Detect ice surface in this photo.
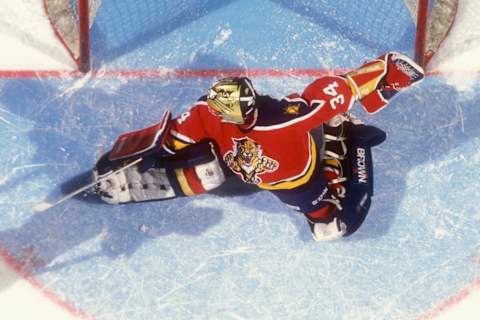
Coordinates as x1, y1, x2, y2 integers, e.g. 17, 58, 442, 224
0, 1, 479, 320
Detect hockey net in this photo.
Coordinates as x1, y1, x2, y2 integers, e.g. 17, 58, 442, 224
411, 0, 459, 67
43, 0, 101, 72
43, 0, 457, 73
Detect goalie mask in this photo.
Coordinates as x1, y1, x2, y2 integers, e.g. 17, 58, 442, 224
207, 77, 256, 124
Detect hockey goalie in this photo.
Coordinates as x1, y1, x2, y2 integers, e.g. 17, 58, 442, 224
93, 52, 424, 241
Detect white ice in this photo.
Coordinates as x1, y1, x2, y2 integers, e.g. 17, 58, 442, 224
0, 0, 479, 319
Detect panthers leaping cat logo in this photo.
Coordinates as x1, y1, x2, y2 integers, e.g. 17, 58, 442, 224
224, 137, 279, 184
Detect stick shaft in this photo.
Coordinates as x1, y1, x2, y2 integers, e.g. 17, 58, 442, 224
37, 158, 142, 211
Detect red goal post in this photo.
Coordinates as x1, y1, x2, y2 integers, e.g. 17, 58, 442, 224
414, 0, 459, 68
43, 0, 101, 73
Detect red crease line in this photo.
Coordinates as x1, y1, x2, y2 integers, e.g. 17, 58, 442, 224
417, 279, 480, 320
0, 68, 445, 79
0, 246, 95, 320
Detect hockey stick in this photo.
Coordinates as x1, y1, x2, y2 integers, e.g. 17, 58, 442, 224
32, 157, 143, 213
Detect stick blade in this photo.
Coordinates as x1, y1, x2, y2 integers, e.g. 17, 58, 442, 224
32, 202, 53, 213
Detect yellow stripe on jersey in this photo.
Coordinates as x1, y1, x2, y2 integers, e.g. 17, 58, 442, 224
170, 137, 191, 150
175, 168, 195, 196
258, 134, 317, 190
165, 129, 197, 152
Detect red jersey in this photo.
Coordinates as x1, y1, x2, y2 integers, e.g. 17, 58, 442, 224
166, 76, 355, 191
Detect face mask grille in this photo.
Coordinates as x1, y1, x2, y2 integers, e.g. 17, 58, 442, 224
207, 78, 255, 124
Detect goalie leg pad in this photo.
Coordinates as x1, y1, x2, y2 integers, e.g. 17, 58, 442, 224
94, 141, 226, 204
93, 167, 133, 205
93, 164, 176, 204
338, 123, 386, 235
127, 167, 176, 202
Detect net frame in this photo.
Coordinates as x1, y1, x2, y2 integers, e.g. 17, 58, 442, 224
43, 0, 458, 72
414, 0, 459, 67
43, 0, 100, 72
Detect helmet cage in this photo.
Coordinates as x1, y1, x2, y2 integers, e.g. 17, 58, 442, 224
207, 77, 256, 124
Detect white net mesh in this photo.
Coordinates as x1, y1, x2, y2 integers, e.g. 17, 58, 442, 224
404, 0, 459, 65
44, 0, 101, 61
43, 0, 457, 69
426, 0, 458, 60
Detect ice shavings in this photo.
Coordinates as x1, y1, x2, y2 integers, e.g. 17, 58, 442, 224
400, 139, 480, 239
213, 28, 232, 48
